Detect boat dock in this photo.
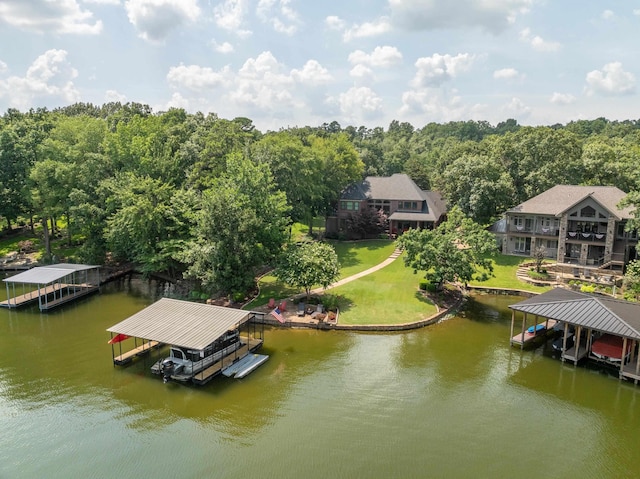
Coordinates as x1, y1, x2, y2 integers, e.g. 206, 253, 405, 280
107, 298, 268, 385
192, 338, 266, 384
509, 288, 640, 385
510, 318, 558, 348
2, 264, 100, 311
112, 340, 162, 366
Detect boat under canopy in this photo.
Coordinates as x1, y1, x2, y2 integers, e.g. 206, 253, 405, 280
107, 298, 267, 384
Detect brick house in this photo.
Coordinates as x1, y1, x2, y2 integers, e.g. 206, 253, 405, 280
326, 173, 447, 238
498, 185, 638, 274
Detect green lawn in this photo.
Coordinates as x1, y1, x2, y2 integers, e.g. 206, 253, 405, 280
246, 239, 396, 308
329, 254, 438, 325
469, 253, 552, 293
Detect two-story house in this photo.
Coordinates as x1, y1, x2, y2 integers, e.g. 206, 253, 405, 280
500, 185, 637, 273
326, 174, 447, 237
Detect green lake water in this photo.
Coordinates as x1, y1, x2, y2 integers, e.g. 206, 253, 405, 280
2, 277, 640, 479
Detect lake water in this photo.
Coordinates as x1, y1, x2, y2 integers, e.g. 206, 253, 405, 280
2, 277, 640, 479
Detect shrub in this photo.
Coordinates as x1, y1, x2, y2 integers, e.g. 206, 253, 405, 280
580, 284, 596, 293
232, 291, 245, 303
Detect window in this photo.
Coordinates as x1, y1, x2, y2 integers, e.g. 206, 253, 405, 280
340, 201, 359, 211
580, 206, 596, 218
368, 199, 391, 214
514, 237, 527, 252
400, 201, 418, 210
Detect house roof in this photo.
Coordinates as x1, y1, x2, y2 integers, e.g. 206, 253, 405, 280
341, 173, 426, 201
107, 298, 252, 350
506, 185, 634, 219
509, 288, 640, 340
3, 263, 99, 285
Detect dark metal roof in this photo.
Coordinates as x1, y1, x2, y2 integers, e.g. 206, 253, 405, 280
509, 288, 640, 339
3, 263, 99, 285
107, 298, 252, 350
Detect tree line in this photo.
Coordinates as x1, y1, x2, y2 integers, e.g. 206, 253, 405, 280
1, 102, 640, 295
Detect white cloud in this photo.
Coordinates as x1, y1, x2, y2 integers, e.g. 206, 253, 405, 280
410, 53, 475, 88
165, 91, 190, 109
493, 68, 522, 80
167, 64, 230, 91
550, 92, 576, 105
84, 0, 121, 4
257, 0, 301, 35
291, 60, 332, 85
105, 89, 127, 102
0, 60, 7, 74
325, 15, 345, 30
231, 52, 297, 110
503, 97, 531, 116
601, 10, 614, 20
348, 46, 403, 68
520, 28, 560, 52
336, 86, 384, 120
0, 49, 80, 109
399, 87, 471, 122
214, 0, 252, 37
585, 62, 636, 96
125, 0, 199, 43
388, 0, 532, 34
349, 64, 374, 79
634, 9, 640, 16
211, 40, 234, 54
343, 17, 392, 42
0, 0, 102, 34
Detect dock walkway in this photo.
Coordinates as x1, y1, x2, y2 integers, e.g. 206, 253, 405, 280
113, 341, 161, 365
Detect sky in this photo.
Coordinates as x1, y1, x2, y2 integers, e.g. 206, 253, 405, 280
0, 0, 639, 132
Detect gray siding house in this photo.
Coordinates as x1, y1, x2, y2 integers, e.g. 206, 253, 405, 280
500, 185, 637, 273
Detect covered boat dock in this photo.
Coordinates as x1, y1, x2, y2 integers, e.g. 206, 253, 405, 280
107, 298, 267, 384
1, 263, 100, 311
509, 288, 640, 383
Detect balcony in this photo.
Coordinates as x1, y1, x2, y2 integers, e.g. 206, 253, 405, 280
565, 231, 607, 243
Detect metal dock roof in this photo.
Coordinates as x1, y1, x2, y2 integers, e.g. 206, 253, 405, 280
107, 298, 252, 350
509, 288, 640, 340
3, 263, 99, 285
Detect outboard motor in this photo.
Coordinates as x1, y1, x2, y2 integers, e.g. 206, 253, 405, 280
161, 360, 175, 383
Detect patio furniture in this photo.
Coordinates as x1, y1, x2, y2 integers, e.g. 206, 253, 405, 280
268, 298, 276, 308
297, 302, 305, 317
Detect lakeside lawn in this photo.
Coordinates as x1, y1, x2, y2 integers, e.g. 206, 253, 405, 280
246, 239, 396, 308
329, 254, 438, 326
469, 253, 552, 293
248, 246, 551, 325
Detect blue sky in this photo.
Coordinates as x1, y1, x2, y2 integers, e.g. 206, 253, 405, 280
0, 0, 638, 131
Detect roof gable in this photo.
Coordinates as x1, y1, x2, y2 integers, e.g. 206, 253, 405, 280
507, 185, 633, 219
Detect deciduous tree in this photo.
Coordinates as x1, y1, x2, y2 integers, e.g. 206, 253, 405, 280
275, 241, 340, 299
397, 206, 497, 289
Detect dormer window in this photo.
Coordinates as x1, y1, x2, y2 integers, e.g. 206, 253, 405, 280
401, 201, 418, 210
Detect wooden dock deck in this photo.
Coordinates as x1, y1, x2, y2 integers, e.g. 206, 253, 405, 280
192, 338, 263, 385
113, 341, 161, 365
511, 319, 558, 347
561, 344, 589, 364
1, 283, 99, 310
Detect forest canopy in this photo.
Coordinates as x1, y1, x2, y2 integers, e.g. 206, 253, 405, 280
2, 103, 640, 294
